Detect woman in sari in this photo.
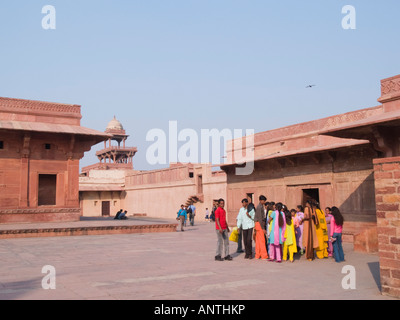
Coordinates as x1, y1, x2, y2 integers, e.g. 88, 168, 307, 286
283, 210, 297, 262
302, 200, 319, 261
314, 202, 329, 259
268, 203, 286, 263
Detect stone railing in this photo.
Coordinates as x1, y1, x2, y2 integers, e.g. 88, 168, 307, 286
379, 74, 400, 104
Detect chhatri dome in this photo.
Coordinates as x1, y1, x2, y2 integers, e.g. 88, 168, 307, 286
80, 114, 138, 174
106, 116, 124, 131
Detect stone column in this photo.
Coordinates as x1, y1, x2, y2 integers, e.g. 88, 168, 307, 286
19, 134, 31, 208
19, 157, 29, 207
66, 158, 80, 208
373, 156, 400, 298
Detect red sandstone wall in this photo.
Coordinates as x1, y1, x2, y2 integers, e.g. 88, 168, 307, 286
226, 105, 383, 160
373, 156, 400, 298
0, 158, 21, 208
225, 145, 377, 225
0, 130, 82, 222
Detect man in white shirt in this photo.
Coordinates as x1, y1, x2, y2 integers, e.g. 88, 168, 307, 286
237, 198, 256, 259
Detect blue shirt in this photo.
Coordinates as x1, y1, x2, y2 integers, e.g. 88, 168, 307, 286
188, 205, 196, 214
178, 209, 187, 220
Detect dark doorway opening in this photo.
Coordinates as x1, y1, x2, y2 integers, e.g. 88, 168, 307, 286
197, 175, 203, 194
246, 193, 254, 204
302, 188, 320, 206
38, 174, 57, 206
102, 201, 110, 216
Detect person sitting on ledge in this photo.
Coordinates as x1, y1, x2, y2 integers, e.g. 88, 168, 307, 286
114, 209, 122, 220
119, 210, 128, 220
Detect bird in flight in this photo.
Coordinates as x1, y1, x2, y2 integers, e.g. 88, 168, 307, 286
306, 85, 316, 88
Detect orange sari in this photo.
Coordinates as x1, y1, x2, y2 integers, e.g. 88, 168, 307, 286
254, 222, 268, 259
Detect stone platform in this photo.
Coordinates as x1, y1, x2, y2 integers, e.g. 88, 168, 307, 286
0, 216, 178, 239
0, 220, 394, 300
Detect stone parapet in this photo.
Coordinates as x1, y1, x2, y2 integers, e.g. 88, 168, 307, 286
0, 97, 82, 125
0, 223, 178, 239
378, 74, 400, 112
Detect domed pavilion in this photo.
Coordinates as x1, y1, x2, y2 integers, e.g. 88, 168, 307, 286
81, 116, 137, 173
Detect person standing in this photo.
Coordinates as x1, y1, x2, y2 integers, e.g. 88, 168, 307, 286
314, 202, 329, 259
268, 203, 286, 263
183, 206, 187, 227
283, 210, 297, 262
295, 205, 305, 255
302, 200, 319, 261
325, 207, 333, 257
176, 205, 187, 232
237, 198, 255, 259
210, 204, 217, 222
205, 208, 210, 222
330, 206, 345, 263
188, 202, 196, 226
266, 202, 275, 255
215, 198, 232, 261
236, 224, 244, 254
254, 195, 269, 260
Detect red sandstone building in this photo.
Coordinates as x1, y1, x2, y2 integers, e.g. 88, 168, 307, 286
221, 74, 400, 298
0, 97, 109, 223
1, 74, 398, 298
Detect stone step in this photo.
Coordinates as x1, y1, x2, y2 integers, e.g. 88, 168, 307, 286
0, 223, 178, 239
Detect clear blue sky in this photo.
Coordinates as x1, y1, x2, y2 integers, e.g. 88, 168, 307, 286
1, 1, 399, 170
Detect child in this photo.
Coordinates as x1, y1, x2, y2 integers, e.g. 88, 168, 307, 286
325, 207, 333, 257
330, 206, 345, 262
267, 203, 286, 263
283, 210, 297, 262
205, 208, 210, 222
295, 205, 305, 255
291, 209, 298, 229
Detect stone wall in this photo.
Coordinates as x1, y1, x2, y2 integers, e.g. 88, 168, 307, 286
373, 156, 400, 298
123, 164, 226, 220
224, 145, 378, 226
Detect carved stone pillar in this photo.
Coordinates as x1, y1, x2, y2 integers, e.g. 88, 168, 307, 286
19, 134, 31, 208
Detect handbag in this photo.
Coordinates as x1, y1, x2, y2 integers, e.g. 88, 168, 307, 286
229, 227, 239, 242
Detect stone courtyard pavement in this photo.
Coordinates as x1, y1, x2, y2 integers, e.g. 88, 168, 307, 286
0, 217, 396, 300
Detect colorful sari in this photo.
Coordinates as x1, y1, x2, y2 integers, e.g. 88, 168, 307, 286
302, 206, 319, 260
315, 208, 329, 259
283, 221, 298, 261
268, 210, 286, 245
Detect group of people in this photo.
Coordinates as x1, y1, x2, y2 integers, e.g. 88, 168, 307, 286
213, 196, 345, 263
176, 203, 196, 231
113, 209, 128, 220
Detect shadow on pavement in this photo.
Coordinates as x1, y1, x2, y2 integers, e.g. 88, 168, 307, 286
367, 261, 381, 291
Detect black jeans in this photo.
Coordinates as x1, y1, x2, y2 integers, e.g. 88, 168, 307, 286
237, 228, 243, 252
242, 228, 254, 257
